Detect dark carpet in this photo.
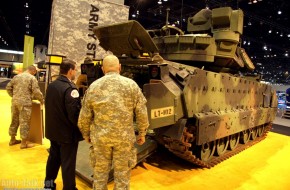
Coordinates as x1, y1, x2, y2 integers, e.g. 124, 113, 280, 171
271, 124, 290, 136
0, 80, 10, 90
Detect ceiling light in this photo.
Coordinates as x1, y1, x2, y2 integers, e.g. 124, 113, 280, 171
278, 10, 282, 15
163, 0, 168, 1
158, 0, 162, 5
0, 49, 23, 54
253, 0, 257, 3
268, 30, 272, 33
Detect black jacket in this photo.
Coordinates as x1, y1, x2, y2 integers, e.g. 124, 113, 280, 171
45, 75, 83, 143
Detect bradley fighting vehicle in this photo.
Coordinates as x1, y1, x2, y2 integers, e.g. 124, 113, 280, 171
92, 7, 278, 168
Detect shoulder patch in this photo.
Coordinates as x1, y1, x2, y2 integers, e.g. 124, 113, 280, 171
71, 89, 79, 98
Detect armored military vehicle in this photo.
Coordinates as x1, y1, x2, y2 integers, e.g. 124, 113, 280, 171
92, 7, 278, 168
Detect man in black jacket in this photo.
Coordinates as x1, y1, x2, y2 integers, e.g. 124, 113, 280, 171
44, 58, 83, 190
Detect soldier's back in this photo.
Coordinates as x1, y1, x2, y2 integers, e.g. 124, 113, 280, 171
11, 73, 35, 105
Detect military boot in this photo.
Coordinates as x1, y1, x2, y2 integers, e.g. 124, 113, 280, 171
20, 139, 35, 149
9, 136, 21, 146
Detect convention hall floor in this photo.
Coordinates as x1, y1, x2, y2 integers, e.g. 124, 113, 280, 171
1, 89, 290, 190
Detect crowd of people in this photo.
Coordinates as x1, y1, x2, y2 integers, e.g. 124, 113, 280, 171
6, 55, 149, 190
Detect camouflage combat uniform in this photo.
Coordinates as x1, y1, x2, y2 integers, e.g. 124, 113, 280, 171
78, 72, 149, 190
6, 72, 43, 139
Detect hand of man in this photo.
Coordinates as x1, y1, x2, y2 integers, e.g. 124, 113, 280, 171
136, 135, 145, 145
84, 136, 91, 144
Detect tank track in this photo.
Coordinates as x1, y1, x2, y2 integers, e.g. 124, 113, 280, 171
163, 123, 272, 168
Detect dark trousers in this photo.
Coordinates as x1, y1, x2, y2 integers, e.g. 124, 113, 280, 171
44, 140, 79, 190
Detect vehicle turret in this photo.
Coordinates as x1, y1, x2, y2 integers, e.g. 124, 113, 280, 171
151, 7, 255, 73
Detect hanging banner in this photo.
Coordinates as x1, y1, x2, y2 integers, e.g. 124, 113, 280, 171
48, 0, 129, 65
23, 35, 35, 70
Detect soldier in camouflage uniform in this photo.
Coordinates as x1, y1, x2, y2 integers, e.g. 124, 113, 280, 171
6, 65, 44, 149
78, 55, 149, 190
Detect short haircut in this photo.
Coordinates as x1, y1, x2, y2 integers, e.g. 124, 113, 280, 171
60, 58, 76, 75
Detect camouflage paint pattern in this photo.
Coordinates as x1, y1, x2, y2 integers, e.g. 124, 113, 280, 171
6, 72, 44, 139
144, 60, 277, 144
48, 0, 129, 77
91, 7, 278, 166
143, 7, 276, 144
153, 7, 255, 71
78, 72, 148, 189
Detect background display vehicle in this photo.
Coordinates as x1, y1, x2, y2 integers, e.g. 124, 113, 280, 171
282, 88, 290, 118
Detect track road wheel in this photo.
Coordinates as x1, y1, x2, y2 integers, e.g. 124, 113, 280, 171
241, 129, 251, 144
228, 133, 240, 150
199, 141, 216, 162
215, 137, 229, 156
251, 127, 258, 140
257, 125, 265, 137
